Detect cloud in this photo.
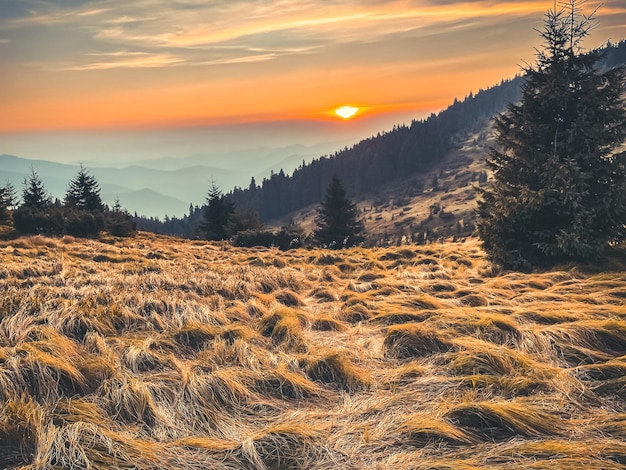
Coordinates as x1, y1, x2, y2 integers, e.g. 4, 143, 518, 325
64, 51, 185, 70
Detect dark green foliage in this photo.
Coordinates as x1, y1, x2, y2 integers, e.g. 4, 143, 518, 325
232, 222, 305, 250
106, 200, 136, 237
10, 168, 135, 238
478, 2, 626, 270
21, 169, 50, 210
274, 220, 305, 250
13, 204, 65, 236
232, 229, 276, 248
0, 186, 11, 226
64, 208, 105, 237
65, 166, 104, 212
314, 175, 364, 248
199, 181, 235, 241
62, 166, 106, 237
2, 182, 18, 211
13, 170, 59, 235
227, 208, 262, 235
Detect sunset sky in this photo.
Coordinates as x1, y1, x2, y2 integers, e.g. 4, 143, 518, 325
1, 0, 625, 164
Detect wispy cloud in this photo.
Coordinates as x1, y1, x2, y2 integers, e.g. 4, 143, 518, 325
64, 51, 184, 70
0, 0, 555, 71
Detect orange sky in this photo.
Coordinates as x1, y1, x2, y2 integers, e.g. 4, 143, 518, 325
1, 0, 624, 135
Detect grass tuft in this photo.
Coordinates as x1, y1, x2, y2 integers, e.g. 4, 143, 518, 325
398, 414, 475, 445
446, 401, 564, 440
384, 324, 454, 359
259, 307, 307, 352
304, 350, 371, 392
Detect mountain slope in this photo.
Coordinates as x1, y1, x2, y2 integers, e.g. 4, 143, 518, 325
229, 76, 522, 224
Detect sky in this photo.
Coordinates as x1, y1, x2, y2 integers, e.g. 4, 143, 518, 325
1, 0, 625, 166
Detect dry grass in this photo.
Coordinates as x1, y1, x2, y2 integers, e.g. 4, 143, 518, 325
1, 232, 625, 469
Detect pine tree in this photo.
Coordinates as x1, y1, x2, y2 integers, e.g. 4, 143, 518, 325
199, 181, 235, 241
65, 166, 104, 211
2, 182, 18, 211
314, 175, 364, 248
477, 1, 626, 270
21, 169, 50, 209
14, 170, 64, 235
0, 186, 11, 226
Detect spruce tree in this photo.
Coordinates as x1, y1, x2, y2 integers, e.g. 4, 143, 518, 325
14, 170, 64, 235
477, 1, 626, 270
200, 181, 235, 241
0, 186, 11, 226
22, 169, 50, 209
65, 165, 104, 211
314, 175, 364, 248
2, 182, 18, 211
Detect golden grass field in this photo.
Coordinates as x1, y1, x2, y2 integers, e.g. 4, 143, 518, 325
1, 232, 625, 469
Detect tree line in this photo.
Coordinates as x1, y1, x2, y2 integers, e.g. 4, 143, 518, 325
0, 167, 135, 238
0, 166, 364, 251
191, 176, 364, 250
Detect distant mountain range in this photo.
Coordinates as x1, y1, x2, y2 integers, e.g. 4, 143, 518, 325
0, 141, 341, 218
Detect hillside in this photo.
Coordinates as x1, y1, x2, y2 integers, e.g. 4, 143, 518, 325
1, 233, 626, 469
273, 134, 491, 244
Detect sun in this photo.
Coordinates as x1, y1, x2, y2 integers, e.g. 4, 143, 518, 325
334, 105, 359, 119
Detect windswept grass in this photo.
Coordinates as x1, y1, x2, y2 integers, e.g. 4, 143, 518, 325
0, 233, 625, 468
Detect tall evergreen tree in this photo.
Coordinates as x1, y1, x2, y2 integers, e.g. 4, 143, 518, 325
314, 175, 364, 248
65, 166, 104, 211
200, 181, 235, 241
477, 1, 626, 270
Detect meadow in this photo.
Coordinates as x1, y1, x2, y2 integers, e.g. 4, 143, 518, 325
1, 233, 625, 469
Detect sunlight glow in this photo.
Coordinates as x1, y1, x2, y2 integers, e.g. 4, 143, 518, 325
335, 106, 359, 119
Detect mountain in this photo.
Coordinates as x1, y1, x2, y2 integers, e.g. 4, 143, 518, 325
228, 76, 524, 222
0, 142, 351, 218
133, 142, 346, 173
109, 189, 189, 219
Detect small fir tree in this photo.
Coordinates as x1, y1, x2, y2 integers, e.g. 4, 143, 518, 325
13, 172, 64, 235
0, 186, 11, 226
2, 182, 18, 211
21, 169, 50, 209
477, 1, 626, 270
65, 166, 104, 211
63, 166, 105, 236
314, 175, 364, 248
200, 181, 235, 241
